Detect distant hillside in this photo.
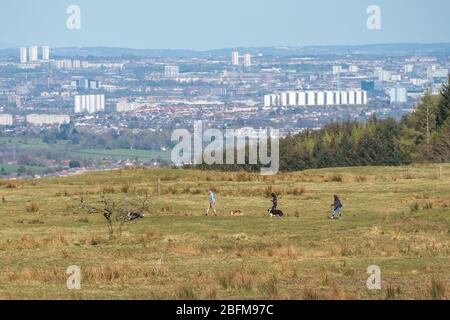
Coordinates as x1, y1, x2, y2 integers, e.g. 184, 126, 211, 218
2, 43, 450, 59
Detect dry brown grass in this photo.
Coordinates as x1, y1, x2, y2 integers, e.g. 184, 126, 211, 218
320, 268, 330, 287
258, 275, 280, 299
7, 266, 66, 283
0, 165, 448, 299
430, 277, 447, 300
2, 180, 21, 189
326, 284, 349, 300
217, 267, 256, 291
102, 185, 116, 194
25, 202, 40, 213
120, 182, 134, 194
302, 286, 320, 300
175, 284, 198, 299
268, 242, 300, 259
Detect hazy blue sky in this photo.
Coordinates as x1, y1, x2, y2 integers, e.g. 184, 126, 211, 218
1, 0, 449, 50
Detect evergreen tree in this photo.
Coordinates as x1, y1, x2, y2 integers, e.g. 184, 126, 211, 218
430, 118, 450, 162
436, 75, 450, 127
405, 90, 440, 156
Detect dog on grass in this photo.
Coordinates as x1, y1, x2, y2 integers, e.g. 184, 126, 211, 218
230, 210, 243, 216
267, 208, 284, 218
125, 212, 145, 221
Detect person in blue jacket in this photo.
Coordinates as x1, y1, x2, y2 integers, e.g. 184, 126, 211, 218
205, 188, 217, 216
330, 195, 343, 219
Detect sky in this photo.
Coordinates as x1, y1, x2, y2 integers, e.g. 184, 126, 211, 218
1, 0, 450, 50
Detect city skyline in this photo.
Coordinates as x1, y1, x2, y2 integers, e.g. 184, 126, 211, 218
1, 0, 450, 50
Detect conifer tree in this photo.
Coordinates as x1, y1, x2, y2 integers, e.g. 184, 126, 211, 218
436, 75, 450, 127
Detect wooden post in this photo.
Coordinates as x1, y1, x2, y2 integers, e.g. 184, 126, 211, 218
157, 179, 161, 196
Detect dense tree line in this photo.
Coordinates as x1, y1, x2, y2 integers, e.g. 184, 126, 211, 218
280, 76, 450, 171
280, 116, 408, 171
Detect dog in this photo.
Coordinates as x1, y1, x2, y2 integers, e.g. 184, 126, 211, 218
267, 208, 284, 218
125, 212, 145, 221
230, 210, 243, 216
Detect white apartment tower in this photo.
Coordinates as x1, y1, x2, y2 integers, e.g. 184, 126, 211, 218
29, 46, 38, 62
20, 47, 27, 64
325, 91, 335, 105
306, 91, 316, 106
42, 46, 50, 60
231, 51, 240, 66
390, 87, 407, 104
74, 94, 106, 114
280, 92, 288, 106
316, 91, 325, 105
243, 53, 252, 68
288, 91, 297, 106
264, 90, 368, 108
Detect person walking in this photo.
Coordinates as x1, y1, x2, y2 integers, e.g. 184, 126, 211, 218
270, 192, 278, 214
330, 195, 343, 219
205, 189, 217, 216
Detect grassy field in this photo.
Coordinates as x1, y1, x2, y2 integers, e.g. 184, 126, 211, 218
70, 148, 171, 162
0, 150, 169, 175
0, 137, 51, 149
0, 136, 170, 173
0, 163, 47, 175
0, 164, 448, 300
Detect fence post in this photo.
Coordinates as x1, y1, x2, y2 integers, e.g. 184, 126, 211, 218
157, 178, 161, 196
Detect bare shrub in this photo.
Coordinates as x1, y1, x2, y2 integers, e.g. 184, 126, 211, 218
78, 191, 150, 240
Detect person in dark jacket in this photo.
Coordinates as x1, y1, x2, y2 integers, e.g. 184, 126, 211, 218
271, 193, 278, 213
330, 195, 343, 219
